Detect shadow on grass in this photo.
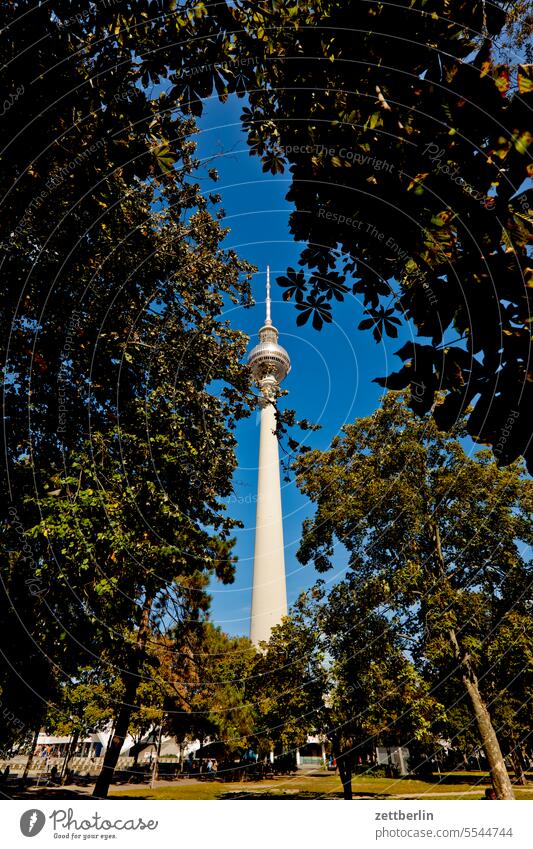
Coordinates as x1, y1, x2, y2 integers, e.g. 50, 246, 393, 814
105, 794, 153, 800
2, 787, 92, 800
220, 789, 388, 800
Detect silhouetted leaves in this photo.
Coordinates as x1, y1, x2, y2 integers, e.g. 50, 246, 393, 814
174, 0, 533, 469
359, 307, 401, 342
277, 267, 307, 303
311, 272, 350, 301
295, 293, 333, 330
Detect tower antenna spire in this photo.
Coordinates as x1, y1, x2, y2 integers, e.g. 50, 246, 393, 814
265, 266, 272, 325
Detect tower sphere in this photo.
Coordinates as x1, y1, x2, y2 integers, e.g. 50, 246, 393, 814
247, 267, 291, 386
248, 327, 291, 385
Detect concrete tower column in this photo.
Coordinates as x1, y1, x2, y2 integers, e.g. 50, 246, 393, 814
250, 382, 288, 645
248, 268, 291, 646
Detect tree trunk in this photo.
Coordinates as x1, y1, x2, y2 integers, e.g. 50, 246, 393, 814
61, 728, 79, 782
337, 755, 353, 800
92, 674, 138, 798
509, 741, 526, 786
431, 520, 514, 800
518, 747, 530, 780
150, 724, 163, 789
458, 660, 514, 798
92, 599, 152, 798
22, 727, 40, 782
131, 735, 141, 767
330, 735, 352, 800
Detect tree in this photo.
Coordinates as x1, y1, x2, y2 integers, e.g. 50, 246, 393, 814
295, 392, 532, 798
127, 679, 166, 769
45, 656, 170, 772
432, 604, 533, 784
163, 622, 257, 760
247, 600, 327, 760
33, 457, 246, 800
247, 587, 441, 799
478, 603, 532, 784
44, 668, 117, 780
243, 574, 444, 799
315, 578, 445, 799
0, 1, 255, 794
170, 0, 533, 470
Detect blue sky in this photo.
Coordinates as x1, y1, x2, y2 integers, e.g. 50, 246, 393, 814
193, 94, 418, 636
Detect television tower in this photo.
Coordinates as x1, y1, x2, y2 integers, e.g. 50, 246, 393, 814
248, 268, 291, 646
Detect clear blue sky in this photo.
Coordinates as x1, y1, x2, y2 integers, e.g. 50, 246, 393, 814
193, 94, 418, 636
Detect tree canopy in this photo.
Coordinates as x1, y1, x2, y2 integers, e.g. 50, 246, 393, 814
250, 586, 445, 799
0, 0, 255, 796
168, 0, 533, 470
295, 392, 532, 797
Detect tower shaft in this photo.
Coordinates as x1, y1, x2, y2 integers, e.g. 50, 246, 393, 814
250, 395, 288, 646
248, 268, 291, 647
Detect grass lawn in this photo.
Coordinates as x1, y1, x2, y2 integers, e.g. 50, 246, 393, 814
109, 771, 533, 800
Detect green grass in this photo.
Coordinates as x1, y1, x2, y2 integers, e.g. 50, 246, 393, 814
109, 771, 533, 801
